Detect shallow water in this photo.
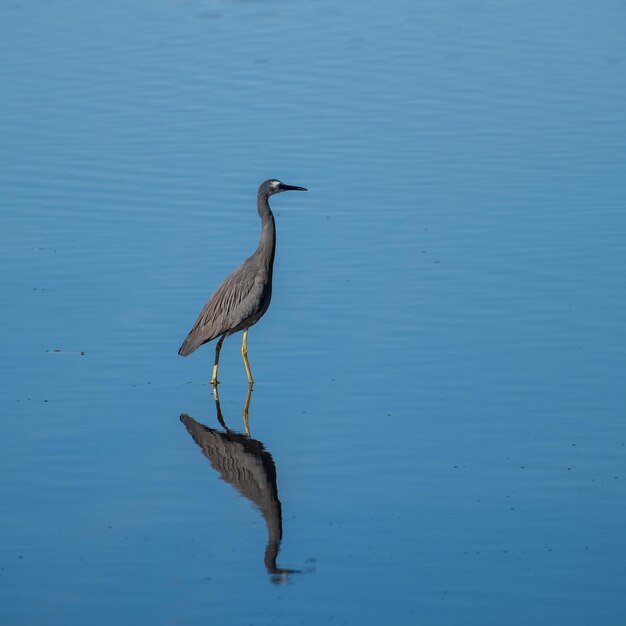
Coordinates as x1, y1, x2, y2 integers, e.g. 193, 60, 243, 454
2, 1, 626, 624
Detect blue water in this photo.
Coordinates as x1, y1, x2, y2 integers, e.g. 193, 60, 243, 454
2, 1, 626, 624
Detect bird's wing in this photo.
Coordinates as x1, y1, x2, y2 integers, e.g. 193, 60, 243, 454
179, 261, 268, 355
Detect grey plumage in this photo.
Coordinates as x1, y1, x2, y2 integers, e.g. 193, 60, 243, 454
178, 179, 307, 383
178, 261, 270, 357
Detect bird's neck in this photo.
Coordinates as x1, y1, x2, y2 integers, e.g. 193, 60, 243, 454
256, 193, 276, 269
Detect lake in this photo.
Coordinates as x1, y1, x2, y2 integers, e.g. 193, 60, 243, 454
1, 1, 625, 624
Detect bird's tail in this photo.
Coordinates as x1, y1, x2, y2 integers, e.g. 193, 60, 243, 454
178, 335, 201, 357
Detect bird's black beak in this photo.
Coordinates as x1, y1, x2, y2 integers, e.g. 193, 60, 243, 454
280, 184, 307, 192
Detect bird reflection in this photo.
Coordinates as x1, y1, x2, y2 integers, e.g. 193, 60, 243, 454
180, 385, 299, 584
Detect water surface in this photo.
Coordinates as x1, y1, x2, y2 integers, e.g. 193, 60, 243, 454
1, 1, 626, 624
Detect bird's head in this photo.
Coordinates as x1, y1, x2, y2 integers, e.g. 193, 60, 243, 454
260, 179, 308, 196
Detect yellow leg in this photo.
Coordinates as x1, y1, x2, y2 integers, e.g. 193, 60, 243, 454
243, 383, 253, 437
241, 329, 254, 385
210, 335, 225, 386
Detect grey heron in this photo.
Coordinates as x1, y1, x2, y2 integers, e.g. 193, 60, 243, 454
178, 179, 307, 384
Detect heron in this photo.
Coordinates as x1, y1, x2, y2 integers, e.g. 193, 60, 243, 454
178, 179, 307, 385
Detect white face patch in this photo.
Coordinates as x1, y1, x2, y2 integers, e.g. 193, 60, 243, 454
270, 180, 281, 188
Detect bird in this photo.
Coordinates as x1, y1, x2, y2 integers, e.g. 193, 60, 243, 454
178, 179, 307, 385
